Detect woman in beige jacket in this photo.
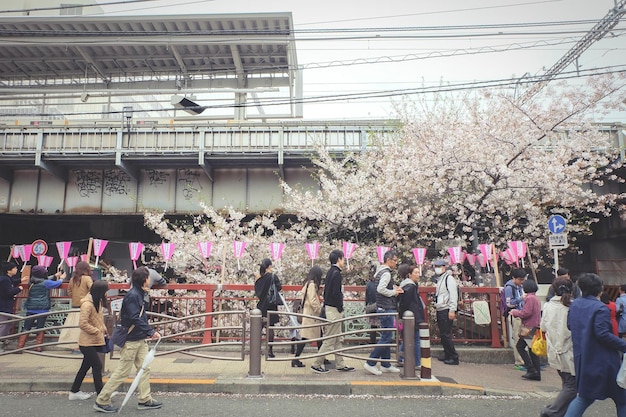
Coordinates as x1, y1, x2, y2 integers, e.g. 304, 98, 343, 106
59, 261, 93, 351
68, 280, 109, 401
292, 266, 323, 368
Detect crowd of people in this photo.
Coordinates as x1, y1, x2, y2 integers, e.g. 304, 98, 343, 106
3, 252, 626, 416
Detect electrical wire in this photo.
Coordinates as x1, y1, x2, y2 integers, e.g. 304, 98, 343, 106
4, 65, 624, 118
0, 0, 157, 15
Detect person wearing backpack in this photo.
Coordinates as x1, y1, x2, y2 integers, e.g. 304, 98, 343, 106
365, 264, 381, 345
434, 259, 460, 365
254, 258, 282, 358
504, 268, 527, 370
363, 250, 404, 375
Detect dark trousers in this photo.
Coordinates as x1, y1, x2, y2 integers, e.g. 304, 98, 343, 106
436, 309, 458, 360
541, 371, 576, 417
71, 345, 104, 394
23, 313, 46, 331
516, 336, 541, 377
294, 337, 308, 357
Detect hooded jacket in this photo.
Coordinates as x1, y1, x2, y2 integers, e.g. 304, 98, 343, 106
398, 278, 425, 327
78, 293, 106, 347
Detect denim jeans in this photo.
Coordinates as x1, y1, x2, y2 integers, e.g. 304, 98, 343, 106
564, 395, 626, 417
367, 308, 396, 368
399, 326, 421, 367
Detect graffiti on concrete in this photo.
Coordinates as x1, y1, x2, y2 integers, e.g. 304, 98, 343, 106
178, 169, 202, 200
74, 170, 102, 198
103, 170, 131, 196
146, 169, 170, 186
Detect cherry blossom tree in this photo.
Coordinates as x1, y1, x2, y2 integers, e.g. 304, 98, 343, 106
281, 74, 626, 264
141, 74, 626, 284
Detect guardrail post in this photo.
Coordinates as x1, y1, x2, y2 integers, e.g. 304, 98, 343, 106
401, 311, 417, 379
489, 290, 503, 348
419, 321, 432, 380
202, 287, 215, 344
248, 308, 262, 379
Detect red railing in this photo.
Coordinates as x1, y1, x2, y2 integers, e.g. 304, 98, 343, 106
14, 283, 504, 348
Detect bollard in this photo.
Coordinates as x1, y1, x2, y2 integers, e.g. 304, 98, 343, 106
401, 311, 417, 379
419, 321, 431, 380
248, 308, 262, 378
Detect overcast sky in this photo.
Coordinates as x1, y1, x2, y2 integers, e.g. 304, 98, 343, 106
96, 0, 625, 120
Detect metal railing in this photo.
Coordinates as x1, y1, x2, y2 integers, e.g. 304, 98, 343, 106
4, 283, 504, 354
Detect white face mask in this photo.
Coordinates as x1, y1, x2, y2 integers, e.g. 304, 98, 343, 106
434, 267, 444, 275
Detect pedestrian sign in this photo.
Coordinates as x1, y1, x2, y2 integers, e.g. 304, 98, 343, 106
549, 233, 568, 250
548, 215, 567, 234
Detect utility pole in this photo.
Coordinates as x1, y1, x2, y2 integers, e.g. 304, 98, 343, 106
519, 0, 626, 103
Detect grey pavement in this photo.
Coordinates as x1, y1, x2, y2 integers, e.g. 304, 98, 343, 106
0, 345, 563, 399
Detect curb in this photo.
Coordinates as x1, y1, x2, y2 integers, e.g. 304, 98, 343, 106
0, 377, 488, 397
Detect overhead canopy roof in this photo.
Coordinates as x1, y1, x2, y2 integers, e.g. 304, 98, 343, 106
0, 13, 300, 119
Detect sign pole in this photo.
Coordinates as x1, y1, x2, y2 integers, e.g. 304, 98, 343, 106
553, 248, 559, 274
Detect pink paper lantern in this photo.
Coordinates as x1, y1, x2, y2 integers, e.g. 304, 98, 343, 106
198, 241, 213, 259
55, 241, 72, 260
128, 242, 144, 270
447, 246, 465, 264
233, 241, 247, 270
508, 240, 527, 268
305, 242, 320, 266
343, 242, 358, 269
160, 242, 176, 271
269, 242, 285, 261
412, 248, 427, 265
376, 246, 390, 263
37, 255, 54, 267
93, 239, 108, 264
465, 253, 477, 266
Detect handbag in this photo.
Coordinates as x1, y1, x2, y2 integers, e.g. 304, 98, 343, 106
99, 335, 113, 353
267, 274, 280, 305
292, 283, 309, 324
530, 329, 547, 357
365, 303, 377, 314
617, 354, 626, 389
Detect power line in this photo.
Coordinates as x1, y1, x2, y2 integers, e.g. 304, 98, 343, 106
5, 65, 624, 118
0, 0, 157, 15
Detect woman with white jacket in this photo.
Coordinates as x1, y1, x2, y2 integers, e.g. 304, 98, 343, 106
540, 278, 576, 417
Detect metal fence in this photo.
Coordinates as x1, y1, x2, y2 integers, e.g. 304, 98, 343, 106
2, 283, 504, 357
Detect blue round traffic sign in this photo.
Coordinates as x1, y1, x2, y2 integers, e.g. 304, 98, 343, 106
548, 215, 567, 234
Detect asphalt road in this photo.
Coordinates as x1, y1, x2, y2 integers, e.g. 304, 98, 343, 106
0, 392, 619, 417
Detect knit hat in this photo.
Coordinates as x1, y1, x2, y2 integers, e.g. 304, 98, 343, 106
31, 265, 49, 278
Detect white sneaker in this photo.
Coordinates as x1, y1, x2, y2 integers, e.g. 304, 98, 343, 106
380, 365, 401, 373
363, 363, 382, 376
68, 391, 92, 401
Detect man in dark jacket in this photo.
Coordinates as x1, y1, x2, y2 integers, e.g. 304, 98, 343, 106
310, 249, 355, 374
94, 267, 162, 413
565, 273, 626, 416
0, 261, 23, 350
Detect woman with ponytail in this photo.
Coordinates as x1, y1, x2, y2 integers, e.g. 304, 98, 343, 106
539, 278, 575, 417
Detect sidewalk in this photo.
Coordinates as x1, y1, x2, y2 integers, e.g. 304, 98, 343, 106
0, 346, 562, 398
